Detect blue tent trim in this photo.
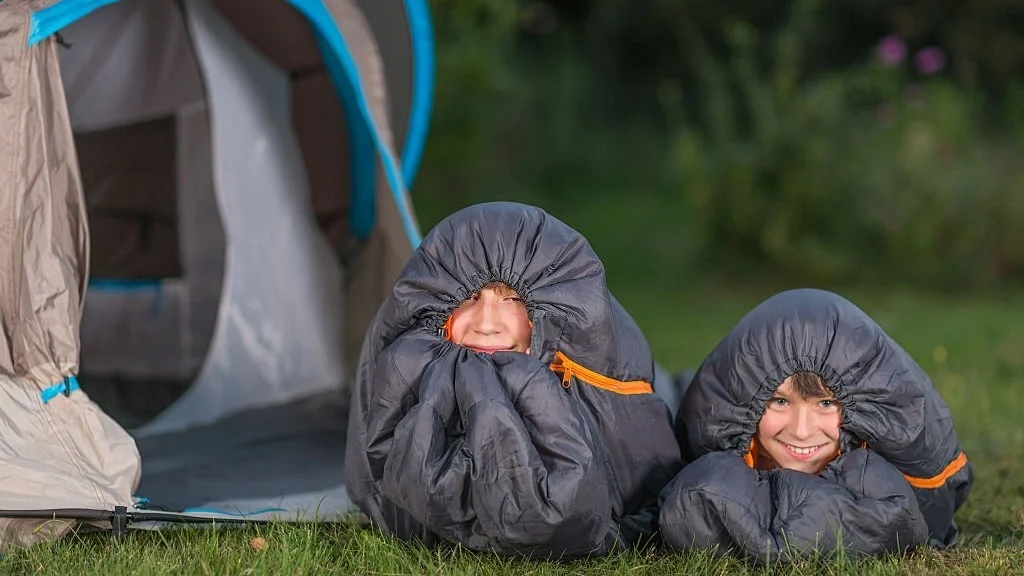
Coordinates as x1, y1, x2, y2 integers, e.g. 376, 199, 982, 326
28, 0, 426, 262
88, 278, 162, 291
337, 0, 434, 240
401, 0, 434, 189
312, 31, 376, 241
284, 0, 422, 248
27, 0, 119, 41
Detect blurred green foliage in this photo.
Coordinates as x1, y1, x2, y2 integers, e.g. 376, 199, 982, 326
415, 0, 1024, 293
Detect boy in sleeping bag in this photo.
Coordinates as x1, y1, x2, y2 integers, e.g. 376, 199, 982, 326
344, 201, 683, 558
658, 288, 972, 563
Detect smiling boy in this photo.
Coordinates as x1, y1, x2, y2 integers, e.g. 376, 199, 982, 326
750, 372, 840, 474
658, 288, 972, 562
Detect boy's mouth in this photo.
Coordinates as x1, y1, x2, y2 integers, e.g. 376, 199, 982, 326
466, 345, 513, 354
780, 441, 828, 459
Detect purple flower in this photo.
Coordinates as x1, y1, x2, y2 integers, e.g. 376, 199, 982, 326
875, 34, 907, 66
914, 47, 946, 75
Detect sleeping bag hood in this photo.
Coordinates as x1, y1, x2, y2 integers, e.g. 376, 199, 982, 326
660, 288, 972, 561
345, 201, 682, 558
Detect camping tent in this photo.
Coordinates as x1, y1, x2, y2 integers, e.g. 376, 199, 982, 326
0, 0, 432, 548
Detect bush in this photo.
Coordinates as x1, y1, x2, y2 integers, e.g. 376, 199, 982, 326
416, 0, 673, 233
413, 0, 523, 226
668, 0, 1024, 291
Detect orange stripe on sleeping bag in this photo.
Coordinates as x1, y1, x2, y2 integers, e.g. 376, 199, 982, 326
441, 314, 455, 340
548, 351, 653, 395
904, 451, 969, 489
744, 438, 757, 468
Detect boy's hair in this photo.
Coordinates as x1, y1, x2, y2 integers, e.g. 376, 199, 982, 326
790, 371, 831, 398
474, 281, 520, 298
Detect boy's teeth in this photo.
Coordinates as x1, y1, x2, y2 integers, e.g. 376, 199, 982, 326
787, 444, 819, 455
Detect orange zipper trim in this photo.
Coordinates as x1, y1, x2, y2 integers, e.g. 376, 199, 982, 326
548, 351, 653, 395
744, 438, 757, 468
903, 451, 969, 489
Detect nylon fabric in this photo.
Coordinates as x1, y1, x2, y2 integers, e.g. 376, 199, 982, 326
345, 202, 682, 558
660, 288, 973, 560
659, 449, 929, 563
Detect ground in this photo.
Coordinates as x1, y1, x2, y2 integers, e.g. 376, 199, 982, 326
3, 282, 1022, 575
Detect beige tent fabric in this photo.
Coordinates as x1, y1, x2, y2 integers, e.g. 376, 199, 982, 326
0, 0, 418, 549
1, 0, 419, 395
0, 376, 140, 550
324, 0, 420, 367
0, 376, 141, 509
0, 1, 141, 549
0, 1, 88, 386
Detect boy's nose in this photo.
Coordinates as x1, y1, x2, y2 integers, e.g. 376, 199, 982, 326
791, 407, 816, 439
473, 301, 502, 333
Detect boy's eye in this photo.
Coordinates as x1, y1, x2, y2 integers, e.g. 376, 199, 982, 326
505, 297, 524, 303
769, 397, 788, 407
819, 399, 838, 410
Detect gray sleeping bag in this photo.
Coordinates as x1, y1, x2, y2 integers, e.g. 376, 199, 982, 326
659, 288, 972, 563
344, 202, 682, 558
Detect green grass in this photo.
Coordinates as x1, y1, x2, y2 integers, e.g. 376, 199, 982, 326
3, 521, 1023, 575
3, 282, 1023, 574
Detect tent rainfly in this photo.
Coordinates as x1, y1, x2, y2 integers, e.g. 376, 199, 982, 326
0, 0, 432, 549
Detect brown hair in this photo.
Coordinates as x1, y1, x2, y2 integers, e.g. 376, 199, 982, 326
474, 281, 520, 299
790, 371, 831, 398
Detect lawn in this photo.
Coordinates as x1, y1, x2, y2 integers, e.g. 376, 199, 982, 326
2, 281, 1022, 575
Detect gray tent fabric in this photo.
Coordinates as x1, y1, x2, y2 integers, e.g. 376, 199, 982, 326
345, 202, 683, 558
71, 0, 222, 385
129, 0, 350, 437
0, 0, 432, 550
133, 390, 352, 519
658, 288, 973, 562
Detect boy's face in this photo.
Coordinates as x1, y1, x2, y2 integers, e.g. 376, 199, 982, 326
449, 284, 531, 354
755, 376, 841, 474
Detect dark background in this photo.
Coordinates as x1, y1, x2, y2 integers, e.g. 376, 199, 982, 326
414, 0, 1024, 295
